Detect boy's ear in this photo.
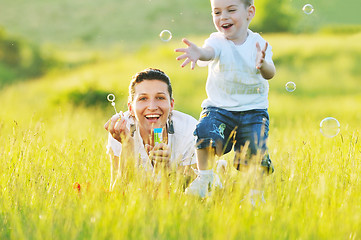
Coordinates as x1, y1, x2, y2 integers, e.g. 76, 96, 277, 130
247, 5, 256, 21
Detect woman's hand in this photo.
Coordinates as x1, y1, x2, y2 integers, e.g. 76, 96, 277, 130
104, 113, 130, 143
146, 143, 171, 169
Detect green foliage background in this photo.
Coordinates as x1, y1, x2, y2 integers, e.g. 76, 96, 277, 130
0, 0, 361, 239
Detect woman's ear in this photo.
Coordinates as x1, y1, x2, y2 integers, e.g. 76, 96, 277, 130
170, 98, 175, 111
128, 101, 134, 116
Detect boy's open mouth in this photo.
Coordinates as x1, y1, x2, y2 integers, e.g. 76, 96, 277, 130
222, 23, 233, 29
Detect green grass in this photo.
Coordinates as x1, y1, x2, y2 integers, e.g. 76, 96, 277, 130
0, 0, 360, 50
1, 32, 361, 239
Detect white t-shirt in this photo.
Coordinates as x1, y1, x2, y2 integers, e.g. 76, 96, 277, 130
106, 110, 198, 171
198, 29, 274, 111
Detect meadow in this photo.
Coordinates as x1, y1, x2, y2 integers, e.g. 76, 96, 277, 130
0, 30, 361, 239
1, 0, 361, 239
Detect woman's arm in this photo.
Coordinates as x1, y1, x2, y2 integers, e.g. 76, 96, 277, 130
108, 137, 135, 191
108, 150, 120, 190
105, 113, 135, 190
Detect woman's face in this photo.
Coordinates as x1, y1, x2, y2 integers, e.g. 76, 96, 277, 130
129, 79, 174, 137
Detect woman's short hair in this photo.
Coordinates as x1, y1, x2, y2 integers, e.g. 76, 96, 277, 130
129, 68, 173, 102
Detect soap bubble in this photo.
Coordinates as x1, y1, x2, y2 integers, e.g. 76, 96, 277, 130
159, 30, 172, 42
320, 117, 340, 138
285, 82, 296, 92
302, 4, 314, 15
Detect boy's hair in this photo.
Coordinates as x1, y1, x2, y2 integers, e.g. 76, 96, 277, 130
129, 68, 173, 102
240, 0, 253, 7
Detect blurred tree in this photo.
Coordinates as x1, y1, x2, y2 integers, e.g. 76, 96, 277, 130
0, 27, 57, 87
251, 0, 298, 33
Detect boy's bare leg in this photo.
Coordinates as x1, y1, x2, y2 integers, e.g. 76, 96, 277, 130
234, 149, 269, 206
197, 147, 215, 170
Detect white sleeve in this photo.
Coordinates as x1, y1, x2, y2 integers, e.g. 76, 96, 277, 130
171, 111, 198, 166
106, 133, 122, 157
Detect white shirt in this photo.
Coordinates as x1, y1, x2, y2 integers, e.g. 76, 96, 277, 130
198, 29, 274, 111
106, 110, 198, 170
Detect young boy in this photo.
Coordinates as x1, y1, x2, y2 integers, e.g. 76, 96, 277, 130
175, 0, 276, 198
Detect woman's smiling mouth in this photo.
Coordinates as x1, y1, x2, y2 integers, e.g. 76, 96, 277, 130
145, 114, 161, 121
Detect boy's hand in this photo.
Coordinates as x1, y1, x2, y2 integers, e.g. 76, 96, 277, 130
175, 38, 202, 70
256, 42, 268, 70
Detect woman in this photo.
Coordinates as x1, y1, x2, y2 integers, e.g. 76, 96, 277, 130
104, 68, 198, 189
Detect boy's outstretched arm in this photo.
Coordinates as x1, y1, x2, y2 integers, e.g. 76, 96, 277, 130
256, 42, 276, 80
175, 38, 214, 70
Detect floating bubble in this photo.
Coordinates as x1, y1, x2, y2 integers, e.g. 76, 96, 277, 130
285, 81, 296, 92
320, 117, 340, 138
302, 4, 314, 15
159, 30, 172, 42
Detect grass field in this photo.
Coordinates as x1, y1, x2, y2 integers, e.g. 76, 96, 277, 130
1, 0, 361, 239
0, 29, 361, 239
1, 0, 360, 50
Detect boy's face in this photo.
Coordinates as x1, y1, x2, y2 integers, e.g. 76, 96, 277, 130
211, 0, 255, 44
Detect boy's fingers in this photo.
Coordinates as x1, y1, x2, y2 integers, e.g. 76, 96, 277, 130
181, 59, 191, 68
175, 48, 186, 53
176, 54, 187, 61
182, 38, 192, 46
263, 42, 268, 52
256, 42, 261, 51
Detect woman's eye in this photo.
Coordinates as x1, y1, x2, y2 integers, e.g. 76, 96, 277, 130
139, 97, 147, 101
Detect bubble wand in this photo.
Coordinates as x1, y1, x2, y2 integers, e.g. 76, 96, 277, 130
107, 94, 118, 115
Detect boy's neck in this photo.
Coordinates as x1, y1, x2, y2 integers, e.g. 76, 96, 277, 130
224, 29, 249, 45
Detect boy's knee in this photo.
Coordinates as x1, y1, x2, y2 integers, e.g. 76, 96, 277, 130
233, 151, 274, 174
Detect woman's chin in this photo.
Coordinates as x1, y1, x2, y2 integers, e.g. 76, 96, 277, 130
145, 120, 164, 129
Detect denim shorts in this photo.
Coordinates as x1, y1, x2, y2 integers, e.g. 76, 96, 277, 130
194, 107, 270, 156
